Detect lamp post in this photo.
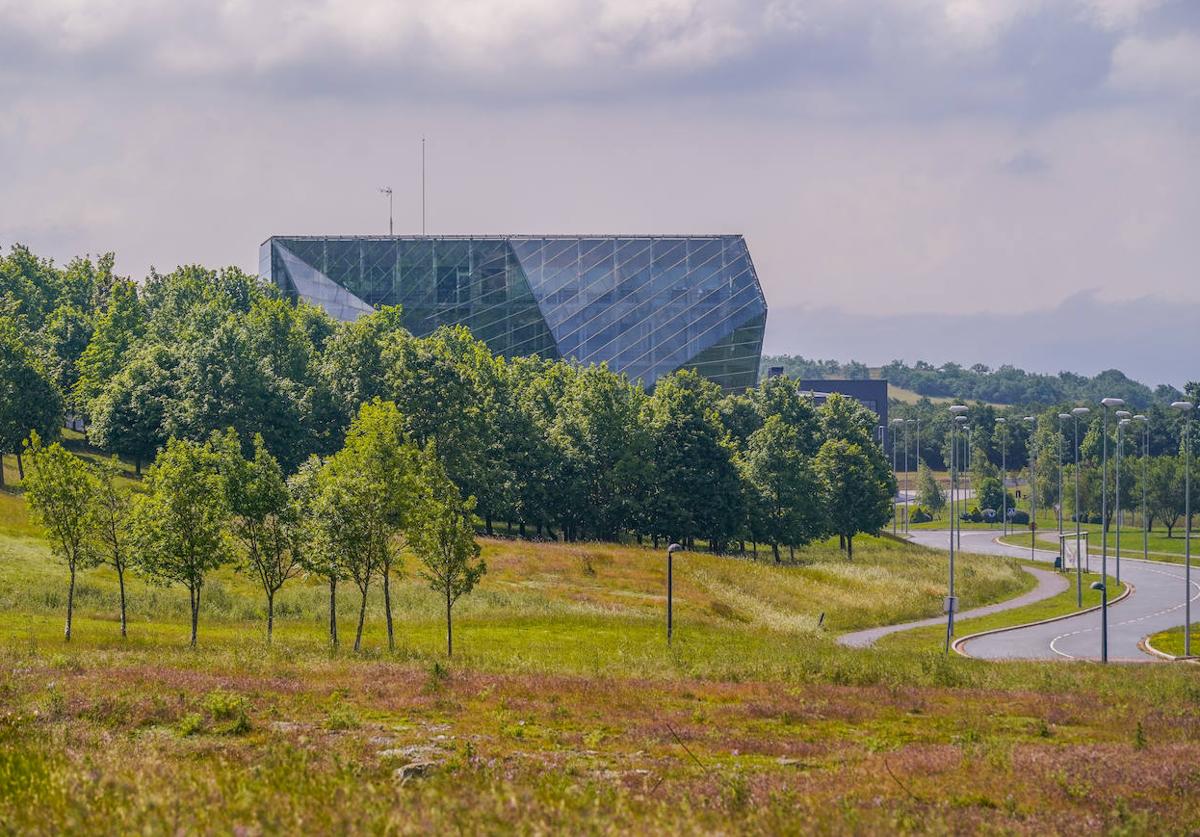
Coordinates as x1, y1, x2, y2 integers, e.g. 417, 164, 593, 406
996, 417, 1008, 535
1025, 416, 1037, 560
1171, 401, 1194, 657
890, 418, 903, 535
379, 186, 393, 235
1071, 407, 1091, 605
960, 419, 969, 551
1134, 414, 1149, 563
1098, 397, 1125, 663
905, 418, 915, 534
666, 543, 682, 644
1058, 413, 1071, 544
1116, 411, 1131, 583
947, 405, 969, 650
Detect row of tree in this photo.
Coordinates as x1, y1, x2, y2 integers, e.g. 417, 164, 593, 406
23, 401, 485, 653
3, 244, 897, 558
762, 353, 1183, 409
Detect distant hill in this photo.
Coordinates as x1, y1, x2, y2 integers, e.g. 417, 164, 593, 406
760, 355, 1185, 409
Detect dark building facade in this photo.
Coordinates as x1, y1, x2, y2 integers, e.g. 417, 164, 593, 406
796, 379, 889, 443
260, 235, 767, 391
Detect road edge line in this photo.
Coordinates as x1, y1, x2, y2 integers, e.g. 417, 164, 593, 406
952, 581, 1134, 658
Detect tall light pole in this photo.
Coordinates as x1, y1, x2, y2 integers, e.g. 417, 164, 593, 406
956, 416, 968, 549
1025, 416, 1037, 560
947, 405, 969, 650
379, 186, 393, 236
1134, 414, 1149, 563
1098, 397, 1125, 663
904, 418, 915, 533
1171, 401, 1194, 657
666, 543, 682, 644
890, 418, 903, 535
1071, 407, 1090, 605
1116, 411, 1131, 583
1058, 413, 1071, 544
996, 417, 1008, 535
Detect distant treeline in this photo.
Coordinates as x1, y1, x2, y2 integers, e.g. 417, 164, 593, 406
762, 355, 1186, 409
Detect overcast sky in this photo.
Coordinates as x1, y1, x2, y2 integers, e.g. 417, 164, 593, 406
2, 1, 1197, 385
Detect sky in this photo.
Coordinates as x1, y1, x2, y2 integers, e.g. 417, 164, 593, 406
1, 0, 1197, 386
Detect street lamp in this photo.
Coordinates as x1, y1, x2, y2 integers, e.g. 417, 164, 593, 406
1071, 407, 1091, 605
996, 417, 1008, 535
1116, 411, 1131, 583
1170, 400, 1194, 657
1134, 414, 1149, 563
379, 186, 394, 236
904, 418, 916, 534
1058, 413, 1071, 543
666, 543, 683, 644
946, 405, 969, 650
955, 416, 968, 549
1097, 397, 1125, 663
1025, 416, 1037, 560
890, 418, 903, 535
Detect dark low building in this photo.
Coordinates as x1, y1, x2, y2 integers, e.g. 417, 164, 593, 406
260, 234, 767, 392
796, 379, 889, 444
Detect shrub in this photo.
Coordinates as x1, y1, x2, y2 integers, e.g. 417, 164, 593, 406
1010, 510, 1030, 525
910, 506, 933, 524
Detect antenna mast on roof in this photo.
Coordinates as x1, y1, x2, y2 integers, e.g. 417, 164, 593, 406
379, 186, 393, 236
421, 136, 426, 236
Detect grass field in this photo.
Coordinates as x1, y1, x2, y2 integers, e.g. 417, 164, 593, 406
3, 488, 1200, 833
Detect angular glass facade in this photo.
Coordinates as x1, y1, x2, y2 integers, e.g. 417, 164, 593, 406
260, 235, 767, 391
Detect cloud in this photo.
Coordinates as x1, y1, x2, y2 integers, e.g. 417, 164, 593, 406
1109, 32, 1200, 95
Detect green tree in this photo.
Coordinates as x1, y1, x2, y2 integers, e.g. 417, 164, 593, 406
645, 370, 744, 551
741, 415, 826, 561
90, 458, 135, 638
88, 343, 176, 474
75, 279, 145, 416
291, 456, 345, 649
312, 400, 417, 652
221, 432, 303, 643
130, 436, 231, 647
818, 392, 877, 446
410, 448, 485, 657
1142, 455, 1183, 537
815, 438, 895, 560
39, 304, 93, 415
0, 318, 63, 483
23, 432, 99, 641
916, 462, 945, 517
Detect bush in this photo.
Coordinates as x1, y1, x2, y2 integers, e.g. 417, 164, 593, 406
1010, 510, 1030, 525
910, 506, 933, 524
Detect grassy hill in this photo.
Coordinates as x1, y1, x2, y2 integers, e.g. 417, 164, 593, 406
2, 490, 1200, 832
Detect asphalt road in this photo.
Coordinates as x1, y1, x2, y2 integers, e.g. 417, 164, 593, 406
907, 529, 1200, 662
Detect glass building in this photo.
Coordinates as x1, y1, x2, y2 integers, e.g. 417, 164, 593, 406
260, 235, 767, 391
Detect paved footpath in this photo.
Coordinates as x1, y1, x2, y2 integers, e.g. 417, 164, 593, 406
907, 530, 1200, 662
837, 559, 1067, 648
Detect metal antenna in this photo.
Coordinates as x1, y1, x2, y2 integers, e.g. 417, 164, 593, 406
379, 186, 393, 236
421, 136, 426, 236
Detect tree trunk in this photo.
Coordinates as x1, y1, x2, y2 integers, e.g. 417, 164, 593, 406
354, 583, 369, 652
507, 519, 513, 536
772, 542, 780, 563
15, 452, 24, 480
329, 576, 339, 649
446, 589, 453, 657
846, 535, 854, 561
485, 516, 493, 536
266, 590, 275, 645
135, 457, 142, 477
117, 565, 127, 639
839, 533, 846, 551
519, 521, 527, 538
789, 544, 795, 562
653, 534, 659, 549
189, 585, 200, 647
0, 453, 5, 487
383, 569, 395, 652
65, 564, 76, 642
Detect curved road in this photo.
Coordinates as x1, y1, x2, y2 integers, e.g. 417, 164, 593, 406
908, 530, 1200, 661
